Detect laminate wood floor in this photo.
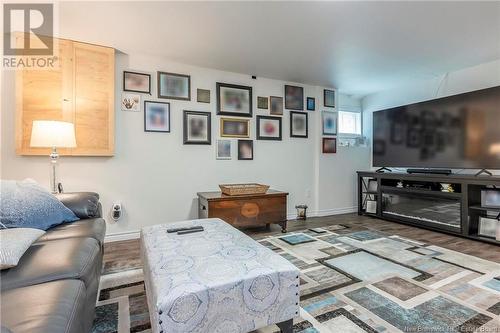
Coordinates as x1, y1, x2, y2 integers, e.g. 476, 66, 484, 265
103, 213, 499, 274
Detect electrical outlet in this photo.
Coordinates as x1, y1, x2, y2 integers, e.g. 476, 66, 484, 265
111, 202, 122, 221
305, 189, 311, 198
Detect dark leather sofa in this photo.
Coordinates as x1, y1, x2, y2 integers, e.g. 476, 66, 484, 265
0, 192, 106, 333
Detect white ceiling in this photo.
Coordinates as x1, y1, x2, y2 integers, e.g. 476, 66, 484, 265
59, 1, 500, 97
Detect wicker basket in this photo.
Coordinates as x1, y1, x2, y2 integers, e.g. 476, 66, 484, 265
219, 183, 270, 196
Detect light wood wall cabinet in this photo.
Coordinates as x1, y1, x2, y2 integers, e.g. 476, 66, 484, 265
16, 35, 115, 156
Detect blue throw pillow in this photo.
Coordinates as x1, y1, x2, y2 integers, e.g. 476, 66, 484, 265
0, 179, 79, 230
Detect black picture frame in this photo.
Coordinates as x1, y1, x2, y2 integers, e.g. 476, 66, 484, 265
216, 82, 253, 117
324, 89, 335, 108
322, 137, 337, 154
285, 85, 304, 110
290, 111, 308, 138
144, 101, 170, 133
158, 71, 191, 101
123, 71, 151, 94
183, 110, 211, 145
238, 140, 254, 160
306, 97, 315, 111
256, 116, 282, 141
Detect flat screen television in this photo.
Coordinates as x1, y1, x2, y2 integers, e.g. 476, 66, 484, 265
372, 86, 500, 169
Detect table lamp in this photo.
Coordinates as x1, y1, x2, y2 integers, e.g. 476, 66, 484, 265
30, 120, 77, 193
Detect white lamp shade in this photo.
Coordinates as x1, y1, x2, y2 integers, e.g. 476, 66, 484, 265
30, 121, 77, 148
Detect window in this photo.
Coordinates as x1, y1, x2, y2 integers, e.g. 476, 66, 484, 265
338, 110, 362, 136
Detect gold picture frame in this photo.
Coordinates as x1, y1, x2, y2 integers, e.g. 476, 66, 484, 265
220, 117, 250, 138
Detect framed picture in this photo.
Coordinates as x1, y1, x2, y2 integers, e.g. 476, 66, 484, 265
285, 85, 304, 110
197, 89, 210, 103
123, 71, 151, 94
270, 96, 283, 116
158, 71, 191, 100
121, 93, 140, 112
307, 97, 315, 111
183, 111, 211, 145
257, 96, 268, 109
216, 140, 231, 160
238, 140, 253, 160
322, 111, 337, 135
290, 111, 308, 138
324, 89, 335, 107
216, 82, 252, 117
144, 101, 170, 133
220, 118, 250, 138
322, 137, 337, 153
257, 116, 282, 141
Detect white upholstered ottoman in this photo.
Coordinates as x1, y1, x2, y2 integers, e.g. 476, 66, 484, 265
140, 218, 300, 333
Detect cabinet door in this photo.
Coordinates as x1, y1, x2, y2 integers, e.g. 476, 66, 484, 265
73, 42, 115, 156
15, 36, 115, 156
16, 37, 74, 155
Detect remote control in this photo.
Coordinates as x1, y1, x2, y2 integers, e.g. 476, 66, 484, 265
167, 226, 203, 233
177, 227, 204, 235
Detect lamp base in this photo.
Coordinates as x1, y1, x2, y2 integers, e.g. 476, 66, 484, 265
50, 147, 59, 194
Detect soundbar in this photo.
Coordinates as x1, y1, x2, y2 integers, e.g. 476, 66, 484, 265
407, 168, 452, 175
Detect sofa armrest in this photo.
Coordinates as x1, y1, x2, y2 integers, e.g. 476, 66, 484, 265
55, 192, 101, 219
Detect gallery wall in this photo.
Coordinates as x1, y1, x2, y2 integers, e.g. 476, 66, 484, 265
1, 51, 368, 238
362, 59, 500, 175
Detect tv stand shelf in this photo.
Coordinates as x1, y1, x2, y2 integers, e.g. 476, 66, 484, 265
357, 171, 500, 245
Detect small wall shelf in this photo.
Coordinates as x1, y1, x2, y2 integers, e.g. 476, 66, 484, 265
357, 171, 500, 246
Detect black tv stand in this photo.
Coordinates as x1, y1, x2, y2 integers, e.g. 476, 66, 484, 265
475, 169, 492, 177
357, 171, 500, 246
375, 167, 392, 173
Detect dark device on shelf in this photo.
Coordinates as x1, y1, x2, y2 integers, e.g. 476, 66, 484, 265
372, 85, 500, 170
407, 168, 452, 175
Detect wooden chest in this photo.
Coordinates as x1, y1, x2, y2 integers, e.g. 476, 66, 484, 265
197, 190, 289, 232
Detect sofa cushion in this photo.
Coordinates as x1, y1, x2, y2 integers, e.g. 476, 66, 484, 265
55, 192, 101, 219
37, 218, 106, 245
0, 179, 79, 230
0, 279, 86, 333
0, 228, 45, 270
0, 237, 100, 291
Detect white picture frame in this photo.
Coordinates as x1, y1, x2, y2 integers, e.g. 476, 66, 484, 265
216, 140, 232, 160
121, 93, 140, 112
322, 111, 337, 135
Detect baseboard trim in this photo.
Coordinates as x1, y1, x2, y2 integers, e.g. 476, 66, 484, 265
313, 206, 357, 217
105, 230, 140, 243
104, 207, 357, 242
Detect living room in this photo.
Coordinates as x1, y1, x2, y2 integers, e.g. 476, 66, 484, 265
1, 2, 499, 333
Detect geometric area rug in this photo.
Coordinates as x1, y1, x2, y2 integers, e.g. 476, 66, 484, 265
92, 224, 500, 333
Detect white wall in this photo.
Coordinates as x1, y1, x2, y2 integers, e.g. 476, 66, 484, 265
1, 52, 366, 237
362, 59, 500, 174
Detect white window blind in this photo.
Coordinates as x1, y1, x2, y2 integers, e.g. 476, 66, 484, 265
338, 107, 362, 136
